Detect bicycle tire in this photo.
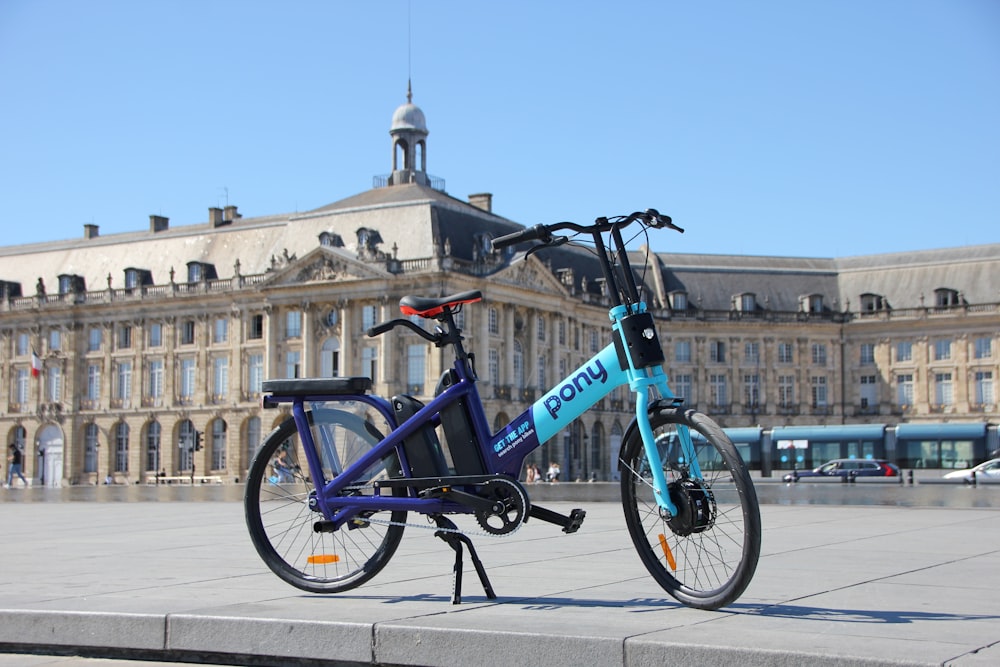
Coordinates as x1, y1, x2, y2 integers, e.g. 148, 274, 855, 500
245, 407, 406, 593
620, 406, 761, 610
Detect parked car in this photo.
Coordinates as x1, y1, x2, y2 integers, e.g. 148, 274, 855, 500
942, 458, 1000, 483
783, 458, 899, 482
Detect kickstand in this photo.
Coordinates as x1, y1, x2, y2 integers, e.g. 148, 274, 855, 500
432, 515, 497, 604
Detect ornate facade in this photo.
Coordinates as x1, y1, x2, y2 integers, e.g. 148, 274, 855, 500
1, 95, 997, 485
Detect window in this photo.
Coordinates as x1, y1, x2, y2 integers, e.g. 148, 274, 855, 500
537, 355, 546, 388
362, 305, 377, 332
743, 374, 761, 408
738, 293, 757, 312
49, 329, 61, 352
88, 327, 102, 352
860, 344, 875, 366
16, 369, 29, 405
860, 375, 877, 409
148, 323, 162, 348
974, 371, 994, 406
286, 351, 301, 379
536, 316, 545, 341
211, 419, 227, 470
709, 374, 728, 407
213, 318, 228, 344
178, 420, 195, 471
860, 293, 886, 312
488, 308, 499, 335
361, 347, 377, 380
934, 339, 951, 361
114, 422, 129, 473
285, 311, 301, 338
802, 294, 824, 313
248, 314, 264, 340
934, 288, 960, 307
674, 340, 691, 363
670, 291, 688, 310
246, 417, 262, 470
248, 354, 264, 394
146, 422, 161, 472
187, 263, 203, 283
87, 364, 101, 402
213, 356, 229, 398
407, 344, 426, 393
180, 320, 195, 345
46, 366, 61, 402
558, 320, 566, 346
180, 359, 196, 399
84, 423, 99, 473
896, 374, 914, 406
148, 360, 163, 402
779, 375, 795, 407
710, 341, 726, 363
16, 332, 29, 356
674, 374, 692, 402
896, 341, 913, 362
811, 343, 827, 366
513, 341, 524, 389
744, 342, 760, 365
115, 361, 132, 407
778, 342, 794, 364
489, 349, 499, 386
321, 339, 340, 377
811, 376, 828, 407
974, 337, 992, 359
590, 329, 599, 354
117, 324, 132, 349
934, 373, 953, 406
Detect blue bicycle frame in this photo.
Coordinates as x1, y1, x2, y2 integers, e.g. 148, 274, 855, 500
268, 299, 698, 530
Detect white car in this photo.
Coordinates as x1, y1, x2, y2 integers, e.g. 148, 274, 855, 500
943, 458, 1000, 482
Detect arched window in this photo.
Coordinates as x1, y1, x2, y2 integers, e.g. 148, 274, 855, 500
245, 417, 261, 473
211, 419, 227, 471
145, 421, 161, 472
84, 423, 99, 473
178, 420, 196, 471
590, 422, 605, 480
114, 422, 129, 473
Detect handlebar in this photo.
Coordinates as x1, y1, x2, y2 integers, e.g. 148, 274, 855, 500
490, 209, 682, 252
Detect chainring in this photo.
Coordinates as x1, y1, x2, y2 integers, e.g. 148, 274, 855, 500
474, 478, 529, 535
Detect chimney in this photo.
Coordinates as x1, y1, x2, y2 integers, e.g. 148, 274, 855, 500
468, 193, 493, 213
149, 215, 169, 233
208, 207, 227, 227
223, 205, 241, 222
84, 224, 99, 239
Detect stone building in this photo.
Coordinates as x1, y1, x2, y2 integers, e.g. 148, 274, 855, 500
1, 93, 997, 486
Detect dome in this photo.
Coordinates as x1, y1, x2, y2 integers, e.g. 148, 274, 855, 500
391, 102, 427, 133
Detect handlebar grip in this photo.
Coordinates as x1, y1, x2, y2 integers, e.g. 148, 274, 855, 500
366, 322, 395, 338
491, 224, 552, 251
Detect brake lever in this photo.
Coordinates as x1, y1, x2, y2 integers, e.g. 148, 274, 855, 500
524, 235, 568, 259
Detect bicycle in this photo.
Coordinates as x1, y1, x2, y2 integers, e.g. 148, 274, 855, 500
244, 209, 761, 610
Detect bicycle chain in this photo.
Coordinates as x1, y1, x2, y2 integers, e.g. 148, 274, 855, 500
348, 480, 528, 540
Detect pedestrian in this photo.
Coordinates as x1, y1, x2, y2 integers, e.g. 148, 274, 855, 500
525, 463, 536, 484
547, 461, 561, 483
6, 443, 28, 489
533, 463, 544, 483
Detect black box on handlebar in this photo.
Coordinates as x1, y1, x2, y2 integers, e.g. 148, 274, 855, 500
614, 312, 666, 370
391, 395, 451, 478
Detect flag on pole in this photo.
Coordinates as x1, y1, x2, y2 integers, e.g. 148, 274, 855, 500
31, 348, 42, 377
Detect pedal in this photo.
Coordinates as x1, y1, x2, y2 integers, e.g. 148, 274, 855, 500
529, 505, 587, 534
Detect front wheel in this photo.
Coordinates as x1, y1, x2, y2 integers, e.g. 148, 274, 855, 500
620, 407, 761, 610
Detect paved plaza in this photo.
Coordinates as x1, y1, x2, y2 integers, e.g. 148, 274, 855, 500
0, 483, 998, 666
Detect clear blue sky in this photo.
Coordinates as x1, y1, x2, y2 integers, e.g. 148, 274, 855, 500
1, 0, 997, 257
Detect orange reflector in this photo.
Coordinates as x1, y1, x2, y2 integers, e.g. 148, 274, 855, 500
657, 534, 677, 571
307, 554, 339, 564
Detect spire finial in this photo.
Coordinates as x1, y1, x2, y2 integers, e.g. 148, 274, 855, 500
407, 78, 413, 104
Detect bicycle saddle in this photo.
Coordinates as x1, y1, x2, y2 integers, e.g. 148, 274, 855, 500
400, 290, 482, 318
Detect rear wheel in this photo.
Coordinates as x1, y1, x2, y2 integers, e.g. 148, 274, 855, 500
620, 406, 761, 610
245, 407, 406, 593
